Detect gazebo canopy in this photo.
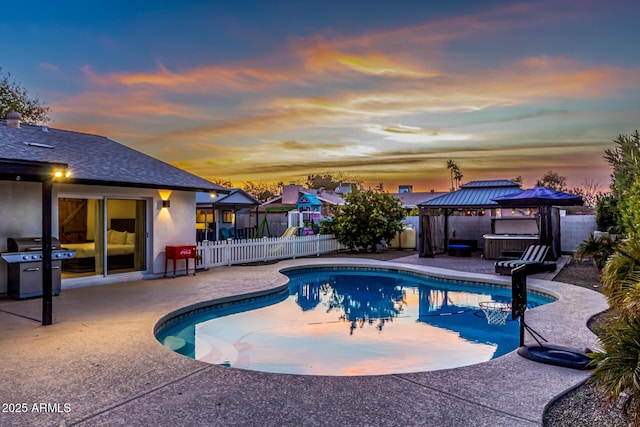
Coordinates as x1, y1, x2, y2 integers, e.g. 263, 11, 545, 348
492, 187, 583, 207
420, 180, 522, 209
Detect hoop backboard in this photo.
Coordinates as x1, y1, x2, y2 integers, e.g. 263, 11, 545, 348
511, 264, 527, 320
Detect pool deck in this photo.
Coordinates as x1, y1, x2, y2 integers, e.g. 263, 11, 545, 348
0, 254, 608, 426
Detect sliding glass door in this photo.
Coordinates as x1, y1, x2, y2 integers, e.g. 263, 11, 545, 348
60, 197, 147, 278
105, 198, 146, 275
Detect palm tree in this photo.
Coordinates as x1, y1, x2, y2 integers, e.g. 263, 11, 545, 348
454, 169, 464, 190
446, 160, 457, 191
446, 160, 463, 191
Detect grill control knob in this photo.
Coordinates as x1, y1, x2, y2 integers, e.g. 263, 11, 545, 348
22, 255, 29, 260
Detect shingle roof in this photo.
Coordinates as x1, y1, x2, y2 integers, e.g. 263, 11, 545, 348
0, 121, 225, 192
297, 193, 322, 206
261, 189, 345, 210
420, 180, 522, 208
392, 191, 447, 208
196, 189, 260, 206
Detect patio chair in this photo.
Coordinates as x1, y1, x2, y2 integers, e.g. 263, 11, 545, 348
495, 244, 556, 275
219, 228, 230, 240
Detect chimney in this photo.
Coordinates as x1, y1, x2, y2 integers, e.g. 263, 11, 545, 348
6, 111, 21, 128
282, 184, 303, 204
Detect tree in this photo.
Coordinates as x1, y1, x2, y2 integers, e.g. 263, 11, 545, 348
446, 160, 463, 191
0, 68, 50, 123
570, 178, 605, 208
210, 177, 233, 188
330, 186, 405, 252
604, 131, 640, 236
511, 176, 523, 187
305, 171, 361, 191
243, 181, 282, 203
538, 171, 567, 191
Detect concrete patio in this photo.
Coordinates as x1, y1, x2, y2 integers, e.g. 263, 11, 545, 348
0, 254, 607, 426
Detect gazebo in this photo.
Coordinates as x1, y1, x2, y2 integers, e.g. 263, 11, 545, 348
196, 189, 261, 241
418, 180, 523, 257
492, 187, 584, 259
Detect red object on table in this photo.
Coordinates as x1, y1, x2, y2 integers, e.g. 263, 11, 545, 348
164, 245, 197, 278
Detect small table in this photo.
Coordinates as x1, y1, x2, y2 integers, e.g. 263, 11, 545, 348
448, 244, 471, 257
164, 245, 197, 278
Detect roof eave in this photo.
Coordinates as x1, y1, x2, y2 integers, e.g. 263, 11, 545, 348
63, 178, 229, 193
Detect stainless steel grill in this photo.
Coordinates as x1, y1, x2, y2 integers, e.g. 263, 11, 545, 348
1, 237, 76, 299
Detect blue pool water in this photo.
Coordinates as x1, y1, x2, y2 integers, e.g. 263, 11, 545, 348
156, 267, 554, 376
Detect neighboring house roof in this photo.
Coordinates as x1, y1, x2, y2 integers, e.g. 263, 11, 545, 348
393, 191, 447, 209
196, 189, 260, 207
297, 193, 322, 207
420, 180, 522, 208
260, 188, 345, 210
0, 120, 225, 192
301, 189, 344, 206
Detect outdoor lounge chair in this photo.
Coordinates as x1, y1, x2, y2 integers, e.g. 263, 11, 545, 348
495, 244, 556, 275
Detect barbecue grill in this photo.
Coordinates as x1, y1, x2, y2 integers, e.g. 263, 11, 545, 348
1, 237, 76, 299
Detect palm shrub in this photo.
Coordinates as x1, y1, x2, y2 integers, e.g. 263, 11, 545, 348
588, 131, 640, 420
589, 313, 640, 423
574, 234, 616, 270
601, 238, 640, 311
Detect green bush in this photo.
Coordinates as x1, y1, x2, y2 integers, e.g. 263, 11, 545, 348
331, 187, 405, 252
595, 196, 620, 234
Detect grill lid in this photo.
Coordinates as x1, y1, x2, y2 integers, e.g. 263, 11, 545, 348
7, 237, 61, 252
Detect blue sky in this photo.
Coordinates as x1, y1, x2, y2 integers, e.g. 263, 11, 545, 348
2, 0, 639, 191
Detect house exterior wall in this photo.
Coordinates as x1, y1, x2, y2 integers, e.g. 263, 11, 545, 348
0, 181, 43, 295
0, 182, 196, 295
151, 189, 196, 274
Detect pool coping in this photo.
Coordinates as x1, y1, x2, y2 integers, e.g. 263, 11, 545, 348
0, 257, 609, 426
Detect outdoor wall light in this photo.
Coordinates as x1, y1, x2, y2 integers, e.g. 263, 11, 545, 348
53, 169, 71, 179
162, 199, 171, 208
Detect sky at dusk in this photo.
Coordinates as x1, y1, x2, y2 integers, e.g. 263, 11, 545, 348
2, 0, 639, 192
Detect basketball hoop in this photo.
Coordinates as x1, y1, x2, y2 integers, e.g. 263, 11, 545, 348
479, 301, 512, 325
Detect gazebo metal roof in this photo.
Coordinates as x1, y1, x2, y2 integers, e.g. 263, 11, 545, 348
419, 180, 522, 209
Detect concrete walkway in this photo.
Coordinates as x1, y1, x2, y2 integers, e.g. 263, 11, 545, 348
0, 255, 607, 426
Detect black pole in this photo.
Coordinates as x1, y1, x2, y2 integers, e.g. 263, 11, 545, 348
444, 209, 450, 251
42, 178, 53, 326
520, 311, 525, 347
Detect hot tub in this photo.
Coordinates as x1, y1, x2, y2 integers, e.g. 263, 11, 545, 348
483, 234, 540, 260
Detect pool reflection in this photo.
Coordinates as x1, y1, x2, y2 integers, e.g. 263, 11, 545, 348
158, 268, 553, 375
291, 273, 407, 334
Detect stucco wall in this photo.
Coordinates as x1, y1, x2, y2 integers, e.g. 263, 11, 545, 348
0, 181, 43, 294
560, 215, 596, 252
0, 182, 197, 295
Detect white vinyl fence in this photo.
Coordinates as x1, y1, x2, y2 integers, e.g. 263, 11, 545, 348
196, 234, 344, 268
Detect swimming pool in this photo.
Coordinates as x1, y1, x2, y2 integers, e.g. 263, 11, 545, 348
155, 266, 554, 376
